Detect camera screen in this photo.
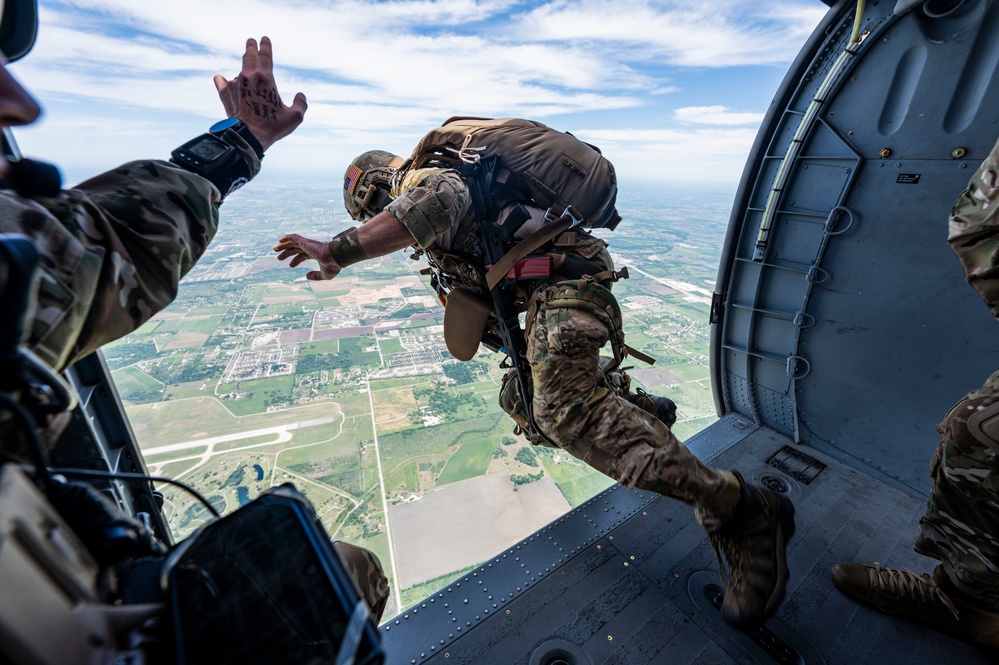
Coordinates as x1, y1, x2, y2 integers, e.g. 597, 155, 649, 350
169, 500, 356, 665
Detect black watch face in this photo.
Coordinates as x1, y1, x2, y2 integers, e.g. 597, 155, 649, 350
187, 135, 229, 161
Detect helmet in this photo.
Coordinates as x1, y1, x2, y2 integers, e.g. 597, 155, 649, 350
343, 150, 405, 221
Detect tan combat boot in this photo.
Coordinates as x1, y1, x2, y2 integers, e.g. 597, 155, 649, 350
830, 563, 999, 650
626, 388, 677, 428
708, 471, 796, 628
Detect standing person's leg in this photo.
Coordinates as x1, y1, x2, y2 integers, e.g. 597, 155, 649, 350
831, 135, 999, 650
916, 371, 999, 603
831, 372, 999, 649
526, 280, 795, 627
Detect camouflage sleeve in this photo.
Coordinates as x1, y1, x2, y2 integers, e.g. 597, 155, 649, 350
1, 148, 256, 371
384, 170, 470, 249
949, 137, 999, 319
333, 540, 390, 624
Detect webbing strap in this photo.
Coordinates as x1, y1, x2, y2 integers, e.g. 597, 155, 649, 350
625, 345, 656, 365
485, 217, 572, 290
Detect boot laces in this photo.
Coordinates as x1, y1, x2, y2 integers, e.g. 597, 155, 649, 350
873, 567, 960, 621
709, 532, 741, 588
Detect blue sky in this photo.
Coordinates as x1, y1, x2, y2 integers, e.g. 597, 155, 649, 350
9, 0, 830, 187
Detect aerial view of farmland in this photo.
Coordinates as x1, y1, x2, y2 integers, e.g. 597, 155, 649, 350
106, 177, 730, 620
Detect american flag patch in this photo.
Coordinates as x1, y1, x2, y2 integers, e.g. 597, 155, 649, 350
344, 164, 363, 194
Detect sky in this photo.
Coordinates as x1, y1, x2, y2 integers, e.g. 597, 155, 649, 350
7, 0, 830, 189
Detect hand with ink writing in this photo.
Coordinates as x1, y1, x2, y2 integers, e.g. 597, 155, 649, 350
214, 36, 307, 153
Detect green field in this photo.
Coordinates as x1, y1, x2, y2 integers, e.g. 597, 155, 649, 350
371, 376, 432, 391
379, 338, 406, 354
112, 366, 164, 395
164, 380, 215, 400
217, 374, 296, 416
672, 415, 718, 442
213, 432, 291, 452
402, 461, 419, 490
436, 438, 497, 486
155, 459, 203, 479
301, 339, 341, 354
380, 413, 504, 465
145, 446, 208, 465
103, 317, 161, 341
541, 453, 616, 507
665, 363, 711, 381
257, 300, 320, 315
245, 284, 267, 302
153, 315, 224, 334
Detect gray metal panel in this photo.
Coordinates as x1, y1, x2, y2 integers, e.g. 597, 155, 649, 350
389, 421, 993, 665
379, 415, 755, 664
713, 0, 999, 495
796, 158, 999, 493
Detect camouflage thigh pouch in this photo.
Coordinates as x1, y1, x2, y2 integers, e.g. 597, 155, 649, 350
500, 278, 630, 448
916, 370, 999, 599
527, 284, 610, 452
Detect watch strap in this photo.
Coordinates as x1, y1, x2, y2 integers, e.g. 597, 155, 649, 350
211, 118, 264, 160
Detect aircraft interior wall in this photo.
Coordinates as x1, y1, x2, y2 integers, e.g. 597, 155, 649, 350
714, 0, 999, 498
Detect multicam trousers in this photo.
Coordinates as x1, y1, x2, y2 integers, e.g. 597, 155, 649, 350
518, 278, 740, 531
915, 137, 999, 606
915, 371, 999, 606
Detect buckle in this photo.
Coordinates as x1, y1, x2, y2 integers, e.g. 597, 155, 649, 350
544, 205, 583, 228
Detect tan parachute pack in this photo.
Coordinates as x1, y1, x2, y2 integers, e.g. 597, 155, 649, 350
397, 117, 622, 230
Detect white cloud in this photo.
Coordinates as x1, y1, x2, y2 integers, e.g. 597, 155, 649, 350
10, 0, 826, 186
568, 126, 763, 185
674, 106, 764, 125
514, 0, 828, 67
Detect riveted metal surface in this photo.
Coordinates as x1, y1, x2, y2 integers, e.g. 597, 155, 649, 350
380, 483, 657, 664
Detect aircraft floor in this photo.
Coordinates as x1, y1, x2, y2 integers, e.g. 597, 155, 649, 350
380, 418, 994, 665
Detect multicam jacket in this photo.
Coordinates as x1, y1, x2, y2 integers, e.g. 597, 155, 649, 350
0, 138, 260, 372
949, 135, 999, 317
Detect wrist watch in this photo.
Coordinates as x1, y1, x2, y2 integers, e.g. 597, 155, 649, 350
210, 117, 265, 160
170, 119, 263, 199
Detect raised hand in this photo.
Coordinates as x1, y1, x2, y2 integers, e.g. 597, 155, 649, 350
214, 36, 307, 152
274, 233, 342, 281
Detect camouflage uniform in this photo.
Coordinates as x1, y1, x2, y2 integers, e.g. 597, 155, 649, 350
0, 130, 261, 373
334, 540, 390, 622
914, 137, 999, 606
387, 169, 741, 530
0, 141, 391, 618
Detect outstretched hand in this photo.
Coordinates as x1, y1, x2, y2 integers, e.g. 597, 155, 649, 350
274, 233, 342, 281
214, 36, 307, 152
